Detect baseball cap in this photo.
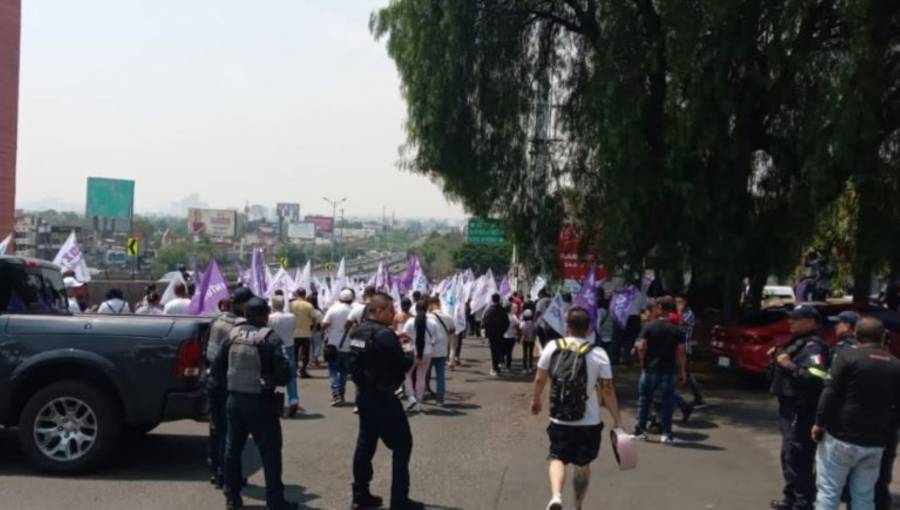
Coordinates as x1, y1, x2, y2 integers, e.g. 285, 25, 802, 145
338, 289, 355, 303
789, 305, 821, 322
523, 309, 533, 319
231, 287, 254, 304
828, 310, 860, 328
63, 276, 84, 289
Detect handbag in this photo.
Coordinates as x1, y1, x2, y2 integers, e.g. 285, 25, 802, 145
324, 327, 350, 363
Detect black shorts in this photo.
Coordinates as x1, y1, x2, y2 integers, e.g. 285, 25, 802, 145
547, 422, 603, 466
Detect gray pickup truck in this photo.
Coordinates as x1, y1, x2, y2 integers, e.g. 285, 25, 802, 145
0, 256, 211, 473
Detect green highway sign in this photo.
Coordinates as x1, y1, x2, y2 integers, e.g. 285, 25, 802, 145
467, 218, 506, 245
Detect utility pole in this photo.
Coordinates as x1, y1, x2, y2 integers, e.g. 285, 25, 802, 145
339, 208, 345, 259
322, 196, 346, 263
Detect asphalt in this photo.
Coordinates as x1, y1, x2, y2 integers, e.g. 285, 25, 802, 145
0, 338, 896, 510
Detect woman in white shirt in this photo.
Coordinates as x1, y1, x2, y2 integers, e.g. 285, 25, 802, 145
402, 300, 438, 412
502, 305, 520, 370
135, 291, 164, 315
97, 289, 131, 314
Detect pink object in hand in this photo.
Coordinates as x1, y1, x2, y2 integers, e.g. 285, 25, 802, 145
610, 428, 638, 471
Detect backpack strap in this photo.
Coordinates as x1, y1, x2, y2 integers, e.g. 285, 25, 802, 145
554, 338, 567, 351
576, 342, 594, 355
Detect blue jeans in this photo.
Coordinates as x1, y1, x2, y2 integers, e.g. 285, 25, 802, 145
328, 356, 347, 397
284, 346, 299, 405
429, 357, 447, 401
815, 433, 884, 510
637, 370, 676, 435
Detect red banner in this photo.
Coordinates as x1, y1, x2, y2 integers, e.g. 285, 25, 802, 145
557, 225, 607, 281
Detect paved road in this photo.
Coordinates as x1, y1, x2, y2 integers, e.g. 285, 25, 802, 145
0, 338, 896, 509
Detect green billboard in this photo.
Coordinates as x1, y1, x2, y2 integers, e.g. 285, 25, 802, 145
86, 177, 135, 220
467, 218, 506, 245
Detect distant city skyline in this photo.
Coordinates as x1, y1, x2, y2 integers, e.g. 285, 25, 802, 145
15, 0, 467, 220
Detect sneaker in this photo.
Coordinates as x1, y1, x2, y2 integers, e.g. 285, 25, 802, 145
299, 371, 312, 379
353, 406, 359, 415
693, 400, 708, 409
413, 403, 423, 413
489, 370, 498, 377
633, 427, 648, 440
405, 399, 418, 412
660, 434, 679, 445
546, 495, 563, 510
330, 395, 342, 407
769, 500, 792, 510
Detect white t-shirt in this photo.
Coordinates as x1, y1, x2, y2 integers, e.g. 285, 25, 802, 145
428, 312, 454, 358
268, 311, 297, 348
537, 337, 613, 427
402, 316, 440, 357
504, 314, 519, 339
98, 299, 131, 314
68, 299, 81, 315
323, 302, 353, 352
135, 304, 164, 315
164, 297, 192, 315
347, 302, 367, 325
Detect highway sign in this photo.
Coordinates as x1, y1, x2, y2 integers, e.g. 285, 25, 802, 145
323, 262, 336, 272
466, 218, 506, 245
126, 237, 139, 256
279, 256, 288, 268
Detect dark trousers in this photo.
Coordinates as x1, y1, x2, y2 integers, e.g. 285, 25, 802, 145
294, 338, 311, 373
207, 389, 228, 482
611, 315, 641, 365
454, 333, 465, 359
522, 342, 535, 370
503, 337, 516, 369
225, 392, 286, 508
353, 389, 413, 506
777, 396, 817, 509
488, 335, 504, 370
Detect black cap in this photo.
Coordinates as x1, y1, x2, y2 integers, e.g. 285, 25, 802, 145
828, 310, 860, 328
789, 305, 821, 322
244, 297, 270, 316
232, 287, 254, 304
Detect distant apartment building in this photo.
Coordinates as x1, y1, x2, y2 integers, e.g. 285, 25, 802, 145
13, 212, 82, 260
0, 0, 21, 241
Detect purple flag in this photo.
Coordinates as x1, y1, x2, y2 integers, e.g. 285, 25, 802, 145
400, 255, 420, 294
574, 265, 598, 333
188, 260, 230, 316
610, 285, 638, 329
498, 276, 512, 301
249, 248, 267, 296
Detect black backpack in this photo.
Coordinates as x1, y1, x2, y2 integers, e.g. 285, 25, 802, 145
549, 338, 595, 421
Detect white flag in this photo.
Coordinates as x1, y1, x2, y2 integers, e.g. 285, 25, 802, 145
0, 234, 11, 255
529, 276, 547, 300
294, 261, 312, 294
52, 231, 91, 282
266, 268, 296, 298
161, 273, 186, 305
540, 293, 567, 337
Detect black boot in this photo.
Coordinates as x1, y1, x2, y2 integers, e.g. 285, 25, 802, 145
225, 494, 243, 510
352, 485, 384, 509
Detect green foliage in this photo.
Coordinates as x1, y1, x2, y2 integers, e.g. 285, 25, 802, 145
452, 242, 513, 276
408, 232, 465, 278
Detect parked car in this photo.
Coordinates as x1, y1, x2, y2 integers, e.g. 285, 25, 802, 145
0, 256, 211, 474
710, 303, 900, 377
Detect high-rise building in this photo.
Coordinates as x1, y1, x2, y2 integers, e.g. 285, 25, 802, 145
0, 0, 21, 242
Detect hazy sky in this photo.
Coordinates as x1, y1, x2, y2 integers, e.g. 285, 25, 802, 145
16, 0, 465, 219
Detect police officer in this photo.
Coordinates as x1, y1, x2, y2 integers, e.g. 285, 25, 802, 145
206, 287, 254, 489
349, 292, 423, 510
828, 310, 860, 361
770, 305, 829, 510
211, 297, 297, 510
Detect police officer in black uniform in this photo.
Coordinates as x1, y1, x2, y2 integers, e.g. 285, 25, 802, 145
770, 305, 830, 510
348, 292, 423, 510
206, 287, 254, 488
211, 297, 297, 510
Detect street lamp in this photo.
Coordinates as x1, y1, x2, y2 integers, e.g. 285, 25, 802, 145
323, 196, 347, 263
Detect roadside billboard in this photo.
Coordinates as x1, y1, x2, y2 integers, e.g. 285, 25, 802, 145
188, 208, 236, 238
466, 218, 505, 245
557, 224, 608, 281
276, 202, 300, 222
304, 215, 334, 233
287, 222, 316, 240
86, 177, 135, 220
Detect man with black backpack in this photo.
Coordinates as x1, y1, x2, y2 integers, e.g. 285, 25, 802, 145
531, 307, 622, 510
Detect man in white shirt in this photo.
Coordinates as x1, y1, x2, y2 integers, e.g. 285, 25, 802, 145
98, 288, 131, 314
163, 283, 192, 315
64, 276, 86, 314
347, 286, 376, 327
269, 295, 300, 416
531, 307, 622, 510
426, 296, 455, 405
322, 288, 355, 406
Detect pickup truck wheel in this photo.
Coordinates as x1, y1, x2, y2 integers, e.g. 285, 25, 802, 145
18, 380, 122, 474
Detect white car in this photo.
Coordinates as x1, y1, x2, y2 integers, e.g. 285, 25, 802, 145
762, 285, 795, 309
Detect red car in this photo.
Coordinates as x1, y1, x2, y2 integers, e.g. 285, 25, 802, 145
709, 304, 900, 376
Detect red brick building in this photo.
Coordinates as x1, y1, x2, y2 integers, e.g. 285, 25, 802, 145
0, 0, 21, 240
